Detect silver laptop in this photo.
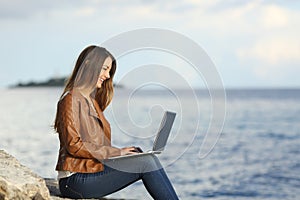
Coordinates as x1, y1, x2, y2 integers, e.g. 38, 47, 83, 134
107, 111, 176, 160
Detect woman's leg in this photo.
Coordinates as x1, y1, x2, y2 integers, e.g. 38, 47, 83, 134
59, 165, 142, 198
59, 154, 178, 199
141, 167, 179, 200
105, 154, 178, 200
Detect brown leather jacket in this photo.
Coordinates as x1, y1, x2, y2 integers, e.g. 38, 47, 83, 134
55, 90, 121, 173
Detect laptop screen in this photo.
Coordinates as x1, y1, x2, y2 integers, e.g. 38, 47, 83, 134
152, 111, 176, 152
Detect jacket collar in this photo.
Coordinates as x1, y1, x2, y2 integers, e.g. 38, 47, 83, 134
72, 89, 101, 119
88, 99, 100, 119
90, 98, 103, 120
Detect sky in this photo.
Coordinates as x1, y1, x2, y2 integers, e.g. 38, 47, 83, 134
0, 0, 299, 88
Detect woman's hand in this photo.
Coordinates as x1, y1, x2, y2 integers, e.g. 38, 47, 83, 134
120, 147, 139, 156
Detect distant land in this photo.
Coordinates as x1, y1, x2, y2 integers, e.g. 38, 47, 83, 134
11, 77, 123, 88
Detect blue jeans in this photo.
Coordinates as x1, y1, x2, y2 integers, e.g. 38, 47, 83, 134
59, 154, 179, 200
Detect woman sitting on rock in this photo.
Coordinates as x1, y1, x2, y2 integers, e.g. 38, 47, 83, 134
54, 45, 179, 199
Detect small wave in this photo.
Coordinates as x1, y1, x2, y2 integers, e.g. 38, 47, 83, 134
252, 172, 300, 187
258, 132, 299, 140
199, 189, 260, 198
175, 178, 203, 185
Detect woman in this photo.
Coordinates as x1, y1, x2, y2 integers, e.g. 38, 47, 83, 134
54, 45, 179, 199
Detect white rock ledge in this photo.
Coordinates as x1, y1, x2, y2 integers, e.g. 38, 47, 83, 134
0, 150, 50, 200
0, 150, 130, 200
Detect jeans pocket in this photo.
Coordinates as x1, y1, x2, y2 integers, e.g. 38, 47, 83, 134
59, 177, 84, 199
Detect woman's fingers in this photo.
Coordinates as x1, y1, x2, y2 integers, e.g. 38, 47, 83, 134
120, 147, 138, 156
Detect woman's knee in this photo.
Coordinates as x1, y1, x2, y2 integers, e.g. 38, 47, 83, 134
103, 154, 163, 173
139, 154, 163, 172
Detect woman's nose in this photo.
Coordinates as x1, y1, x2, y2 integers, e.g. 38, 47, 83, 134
105, 72, 110, 79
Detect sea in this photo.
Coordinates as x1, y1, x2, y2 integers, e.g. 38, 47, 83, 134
0, 87, 299, 200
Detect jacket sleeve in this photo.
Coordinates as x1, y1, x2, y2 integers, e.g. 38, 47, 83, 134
57, 93, 121, 160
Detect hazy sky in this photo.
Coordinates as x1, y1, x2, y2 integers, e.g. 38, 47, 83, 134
0, 0, 299, 88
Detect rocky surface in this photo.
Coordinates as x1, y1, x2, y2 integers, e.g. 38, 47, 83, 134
0, 150, 50, 200
0, 150, 130, 200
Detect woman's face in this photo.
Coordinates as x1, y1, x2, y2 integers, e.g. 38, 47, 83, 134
96, 56, 112, 88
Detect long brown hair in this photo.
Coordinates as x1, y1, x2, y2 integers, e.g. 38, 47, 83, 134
54, 45, 116, 130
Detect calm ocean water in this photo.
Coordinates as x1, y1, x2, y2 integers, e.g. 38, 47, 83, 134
0, 87, 299, 199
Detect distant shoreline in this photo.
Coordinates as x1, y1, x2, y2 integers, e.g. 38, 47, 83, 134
10, 77, 123, 88
12, 77, 66, 88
